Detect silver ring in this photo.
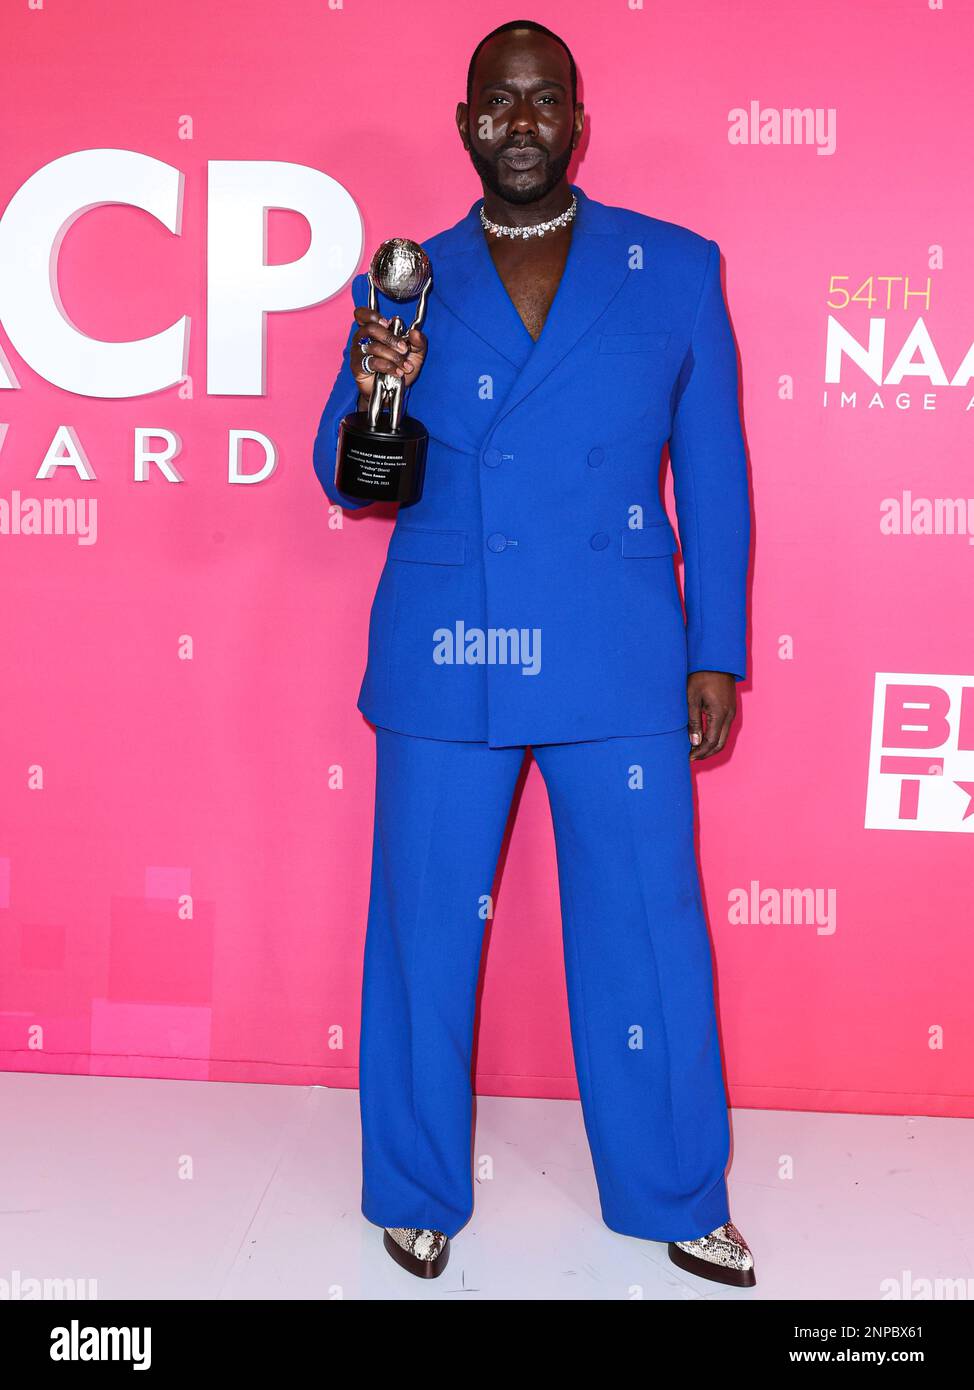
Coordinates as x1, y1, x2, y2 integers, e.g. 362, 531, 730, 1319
361, 352, 375, 374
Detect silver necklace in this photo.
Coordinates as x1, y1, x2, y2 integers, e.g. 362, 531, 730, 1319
480, 193, 577, 240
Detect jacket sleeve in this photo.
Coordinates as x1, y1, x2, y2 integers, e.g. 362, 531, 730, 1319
668, 238, 751, 681
312, 270, 373, 510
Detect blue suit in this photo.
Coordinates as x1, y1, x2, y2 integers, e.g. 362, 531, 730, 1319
313, 185, 750, 1240
313, 184, 750, 747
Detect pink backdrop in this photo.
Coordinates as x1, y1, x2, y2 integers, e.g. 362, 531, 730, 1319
1, 0, 971, 1117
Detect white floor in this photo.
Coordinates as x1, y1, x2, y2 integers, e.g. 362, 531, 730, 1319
1, 1072, 970, 1301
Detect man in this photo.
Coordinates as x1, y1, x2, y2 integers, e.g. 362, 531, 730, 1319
312, 19, 754, 1287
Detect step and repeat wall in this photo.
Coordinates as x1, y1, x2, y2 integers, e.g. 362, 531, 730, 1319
0, 0, 970, 1117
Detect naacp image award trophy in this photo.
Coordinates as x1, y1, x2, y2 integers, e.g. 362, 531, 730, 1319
335, 239, 432, 504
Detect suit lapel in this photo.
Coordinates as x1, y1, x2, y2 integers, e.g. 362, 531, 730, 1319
429, 204, 535, 370
492, 186, 632, 425
429, 186, 634, 427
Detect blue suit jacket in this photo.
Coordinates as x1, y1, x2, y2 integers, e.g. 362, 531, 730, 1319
312, 184, 750, 748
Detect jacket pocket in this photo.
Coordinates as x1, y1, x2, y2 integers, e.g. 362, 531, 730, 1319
387, 525, 466, 566
621, 523, 678, 557
599, 330, 671, 353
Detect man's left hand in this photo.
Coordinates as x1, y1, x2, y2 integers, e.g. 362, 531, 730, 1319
687, 671, 737, 760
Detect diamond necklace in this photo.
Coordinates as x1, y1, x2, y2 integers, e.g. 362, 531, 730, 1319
479, 193, 577, 240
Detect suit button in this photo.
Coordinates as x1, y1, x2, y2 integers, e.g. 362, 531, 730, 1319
487, 533, 508, 553
483, 447, 503, 468
587, 446, 605, 468
590, 532, 609, 550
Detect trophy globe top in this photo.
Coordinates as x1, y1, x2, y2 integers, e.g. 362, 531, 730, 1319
370, 238, 432, 301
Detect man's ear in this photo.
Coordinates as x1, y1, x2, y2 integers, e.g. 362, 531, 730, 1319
455, 102, 470, 149
573, 103, 586, 149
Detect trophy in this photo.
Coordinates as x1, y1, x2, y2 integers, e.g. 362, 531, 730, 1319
335, 239, 432, 504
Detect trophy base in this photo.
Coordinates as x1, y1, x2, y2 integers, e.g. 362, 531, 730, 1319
335, 412, 428, 504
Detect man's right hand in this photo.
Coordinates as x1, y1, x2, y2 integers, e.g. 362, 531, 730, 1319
351, 306, 428, 405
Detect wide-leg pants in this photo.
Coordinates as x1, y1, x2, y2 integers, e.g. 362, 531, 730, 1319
358, 725, 732, 1242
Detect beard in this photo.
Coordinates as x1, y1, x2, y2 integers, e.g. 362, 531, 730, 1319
467, 139, 574, 206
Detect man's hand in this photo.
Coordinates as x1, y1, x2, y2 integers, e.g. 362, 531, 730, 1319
351, 306, 428, 404
687, 670, 737, 760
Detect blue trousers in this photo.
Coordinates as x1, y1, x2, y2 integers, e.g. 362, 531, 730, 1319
358, 725, 732, 1241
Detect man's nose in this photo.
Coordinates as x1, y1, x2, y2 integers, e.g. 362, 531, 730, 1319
508, 98, 539, 136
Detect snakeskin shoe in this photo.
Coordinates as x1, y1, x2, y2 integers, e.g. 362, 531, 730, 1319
382, 1227, 450, 1279
668, 1220, 756, 1287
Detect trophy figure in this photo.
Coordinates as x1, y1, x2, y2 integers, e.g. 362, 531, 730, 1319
335, 239, 432, 504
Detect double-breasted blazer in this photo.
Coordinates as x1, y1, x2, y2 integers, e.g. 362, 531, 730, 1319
313, 184, 750, 748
